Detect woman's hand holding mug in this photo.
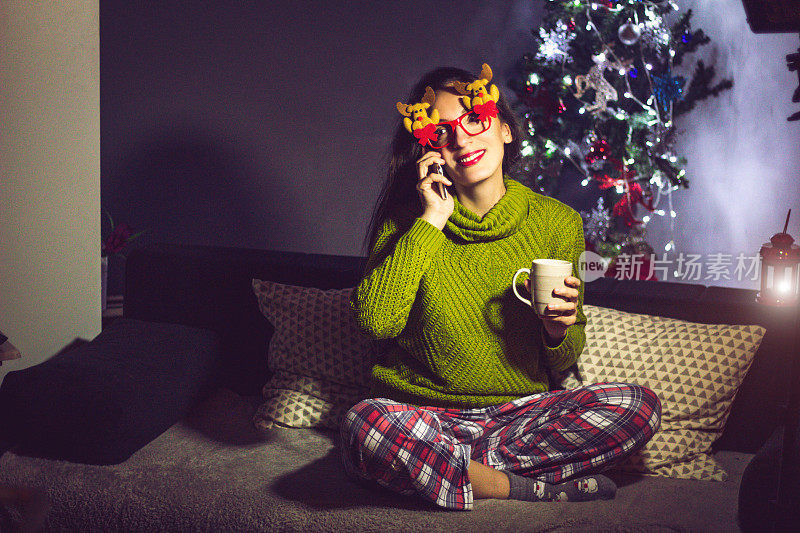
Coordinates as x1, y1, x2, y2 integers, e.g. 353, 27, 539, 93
512, 259, 580, 346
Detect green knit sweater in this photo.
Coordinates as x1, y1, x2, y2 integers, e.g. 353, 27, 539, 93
351, 176, 587, 408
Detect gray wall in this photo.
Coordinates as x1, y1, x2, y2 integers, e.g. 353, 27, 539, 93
646, 0, 800, 290
1, 0, 101, 385
101, 1, 800, 294
100, 1, 537, 271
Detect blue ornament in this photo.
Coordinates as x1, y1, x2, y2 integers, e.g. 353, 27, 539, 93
682, 32, 691, 44
628, 67, 639, 78
652, 71, 685, 110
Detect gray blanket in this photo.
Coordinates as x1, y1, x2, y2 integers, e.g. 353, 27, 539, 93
0, 388, 748, 532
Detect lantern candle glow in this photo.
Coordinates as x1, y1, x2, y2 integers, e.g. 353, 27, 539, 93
757, 209, 800, 307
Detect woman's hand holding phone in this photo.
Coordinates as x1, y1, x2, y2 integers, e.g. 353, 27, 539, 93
416, 152, 453, 230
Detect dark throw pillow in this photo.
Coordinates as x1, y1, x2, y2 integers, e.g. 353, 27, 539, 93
0, 318, 221, 465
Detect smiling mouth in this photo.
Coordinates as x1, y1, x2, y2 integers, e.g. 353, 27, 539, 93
456, 150, 485, 167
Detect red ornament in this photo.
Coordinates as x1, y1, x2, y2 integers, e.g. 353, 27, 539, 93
592, 173, 620, 189
612, 182, 642, 226
611, 175, 655, 227
567, 18, 576, 31
586, 138, 611, 164
590, 158, 655, 227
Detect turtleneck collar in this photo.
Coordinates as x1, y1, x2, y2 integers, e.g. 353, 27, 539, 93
445, 175, 529, 243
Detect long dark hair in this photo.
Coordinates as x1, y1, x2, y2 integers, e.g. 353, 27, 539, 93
359, 66, 522, 257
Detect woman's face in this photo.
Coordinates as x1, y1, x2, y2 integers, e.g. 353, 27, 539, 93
431, 87, 512, 186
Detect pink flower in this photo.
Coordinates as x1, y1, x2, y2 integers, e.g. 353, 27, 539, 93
102, 223, 133, 256
102, 209, 147, 257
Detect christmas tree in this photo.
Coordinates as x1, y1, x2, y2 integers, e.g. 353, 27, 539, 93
511, 0, 732, 269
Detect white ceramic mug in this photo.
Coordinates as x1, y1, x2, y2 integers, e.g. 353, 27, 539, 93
512, 259, 573, 315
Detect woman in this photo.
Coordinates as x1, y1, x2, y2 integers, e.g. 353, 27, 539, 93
341, 65, 661, 511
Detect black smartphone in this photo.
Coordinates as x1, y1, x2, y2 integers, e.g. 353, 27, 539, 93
430, 163, 448, 200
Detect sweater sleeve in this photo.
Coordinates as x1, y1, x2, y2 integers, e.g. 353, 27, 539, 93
351, 212, 447, 340
540, 208, 587, 373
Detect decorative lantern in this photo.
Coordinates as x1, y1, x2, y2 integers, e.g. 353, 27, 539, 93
757, 209, 800, 306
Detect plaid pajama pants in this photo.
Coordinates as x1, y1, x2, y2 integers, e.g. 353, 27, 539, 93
340, 382, 661, 510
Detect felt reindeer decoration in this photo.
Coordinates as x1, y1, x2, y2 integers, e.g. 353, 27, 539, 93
397, 86, 440, 146
452, 63, 500, 121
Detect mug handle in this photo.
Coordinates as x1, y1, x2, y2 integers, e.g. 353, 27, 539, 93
512, 268, 531, 306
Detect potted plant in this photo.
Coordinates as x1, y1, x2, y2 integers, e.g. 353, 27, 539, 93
101, 210, 147, 310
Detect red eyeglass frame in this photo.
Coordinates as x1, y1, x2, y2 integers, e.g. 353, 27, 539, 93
427, 109, 493, 149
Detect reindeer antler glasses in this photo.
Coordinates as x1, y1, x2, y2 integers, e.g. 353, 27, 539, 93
396, 63, 501, 148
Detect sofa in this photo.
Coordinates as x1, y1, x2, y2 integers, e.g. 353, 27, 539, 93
0, 242, 796, 532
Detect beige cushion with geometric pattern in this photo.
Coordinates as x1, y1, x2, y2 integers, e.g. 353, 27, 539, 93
251, 280, 376, 430
561, 304, 766, 481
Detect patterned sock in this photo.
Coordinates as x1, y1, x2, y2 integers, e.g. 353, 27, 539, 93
506, 472, 617, 502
